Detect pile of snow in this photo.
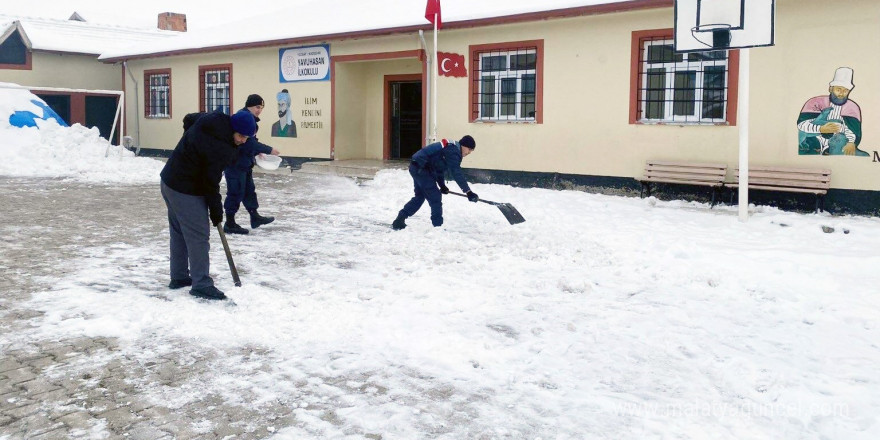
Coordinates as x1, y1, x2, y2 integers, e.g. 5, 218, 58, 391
0, 83, 164, 183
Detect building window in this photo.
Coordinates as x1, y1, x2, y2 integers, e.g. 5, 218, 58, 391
630, 30, 739, 125
144, 69, 171, 118
198, 64, 232, 114
469, 40, 543, 123
0, 30, 32, 70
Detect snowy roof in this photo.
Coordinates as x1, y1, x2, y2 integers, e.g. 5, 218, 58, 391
99, 0, 664, 61
0, 14, 180, 56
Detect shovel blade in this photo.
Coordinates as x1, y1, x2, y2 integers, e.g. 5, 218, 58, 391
497, 203, 526, 225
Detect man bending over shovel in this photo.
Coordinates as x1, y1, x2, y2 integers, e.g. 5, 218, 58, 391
392, 135, 478, 230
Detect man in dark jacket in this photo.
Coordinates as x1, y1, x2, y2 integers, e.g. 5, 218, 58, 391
223, 94, 281, 234
392, 135, 478, 230
160, 110, 256, 300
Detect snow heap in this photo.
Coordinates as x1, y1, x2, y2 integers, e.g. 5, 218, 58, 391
0, 83, 164, 183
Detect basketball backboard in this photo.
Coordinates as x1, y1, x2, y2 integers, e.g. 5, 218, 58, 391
674, 0, 775, 53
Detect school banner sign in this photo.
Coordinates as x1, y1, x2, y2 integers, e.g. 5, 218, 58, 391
279, 44, 330, 82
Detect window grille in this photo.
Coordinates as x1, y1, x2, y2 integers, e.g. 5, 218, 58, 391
637, 37, 729, 124
199, 67, 231, 114
472, 47, 537, 122
145, 71, 170, 118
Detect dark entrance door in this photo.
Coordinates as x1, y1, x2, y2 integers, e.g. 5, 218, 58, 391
85, 95, 119, 145
390, 81, 422, 159
36, 94, 71, 125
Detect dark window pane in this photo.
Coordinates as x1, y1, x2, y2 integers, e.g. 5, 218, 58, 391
673, 71, 696, 116
645, 68, 666, 119
509, 53, 536, 70
521, 74, 536, 93
500, 78, 516, 117
0, 31, 28, 65
647, 44, 682, 63
521, 74, 535, 118
688, 50, 727, 62
702, 66, 726, 119
481, 56, 506, 72
480, 77, 495, 117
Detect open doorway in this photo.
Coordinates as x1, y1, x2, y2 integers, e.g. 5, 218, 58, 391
85, 95, 120, 145
388, 78, 422, 159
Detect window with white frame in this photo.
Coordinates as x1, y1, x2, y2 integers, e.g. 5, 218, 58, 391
199, 65, 231, 114
474, 48, 537, 122
637, 37, 729, 123
145, 70, 170, 118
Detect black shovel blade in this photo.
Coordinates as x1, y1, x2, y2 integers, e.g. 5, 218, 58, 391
497, 203, 526, 225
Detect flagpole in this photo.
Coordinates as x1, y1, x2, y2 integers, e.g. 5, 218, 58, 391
432, 14, 438, 142
419, 30, 431, 146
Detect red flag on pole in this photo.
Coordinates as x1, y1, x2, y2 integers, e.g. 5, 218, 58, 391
425, 0, 442, 29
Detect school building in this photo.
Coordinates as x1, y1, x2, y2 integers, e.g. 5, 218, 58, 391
95, 0, 878, 215
0, 13, 183, 142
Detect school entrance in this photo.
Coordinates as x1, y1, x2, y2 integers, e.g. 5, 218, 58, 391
330, 51, 425, 161
387, 75, 422, 159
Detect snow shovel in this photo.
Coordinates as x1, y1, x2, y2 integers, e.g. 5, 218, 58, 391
216, 225, 242, 287
448, 191, 526, 225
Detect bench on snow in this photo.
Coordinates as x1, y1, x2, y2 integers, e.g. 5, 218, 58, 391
636, 160, 728, 207
726, 166, 832, 213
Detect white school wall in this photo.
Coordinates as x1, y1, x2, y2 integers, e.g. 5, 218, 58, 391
121, 0, 879, 192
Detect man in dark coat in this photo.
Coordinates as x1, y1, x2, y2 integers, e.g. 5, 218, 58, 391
160, 110, 256, 300
392, 135, 478, 230
223, 94, 281, 234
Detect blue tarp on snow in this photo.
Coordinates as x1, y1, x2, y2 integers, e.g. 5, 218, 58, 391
8, 99, 68, 128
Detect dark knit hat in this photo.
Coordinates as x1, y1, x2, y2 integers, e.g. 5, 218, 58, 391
245, 94, 265, 108
459, 135, 476, 150
230, 109, 257, 137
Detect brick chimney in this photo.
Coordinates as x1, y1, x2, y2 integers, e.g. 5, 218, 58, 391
158, 12, 187, 32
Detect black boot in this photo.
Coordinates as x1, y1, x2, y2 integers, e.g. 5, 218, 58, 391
168, 277, 192, 289
223, 214, 249, 235
392, 214, 407, 230
189, 286, 227, 301
249, 210, 275, 229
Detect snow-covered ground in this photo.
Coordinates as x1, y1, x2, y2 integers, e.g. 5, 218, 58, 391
2, 87, 879, 439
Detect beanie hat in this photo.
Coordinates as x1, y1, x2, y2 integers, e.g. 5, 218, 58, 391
245, 94, 265, 108
459, 135, 476, 150
230, 110, 257, 137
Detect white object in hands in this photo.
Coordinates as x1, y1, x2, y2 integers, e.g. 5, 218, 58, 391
255, 153, 282, 170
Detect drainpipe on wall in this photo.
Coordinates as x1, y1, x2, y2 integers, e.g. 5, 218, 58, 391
419, 30, 431, 146
123, 61, 142, 156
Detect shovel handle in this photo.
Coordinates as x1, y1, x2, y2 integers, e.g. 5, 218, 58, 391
216, 225, 242, 287
447, 190, 501, 206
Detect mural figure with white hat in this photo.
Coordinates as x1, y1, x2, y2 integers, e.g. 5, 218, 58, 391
271, 89, 298, 138
797, 67, 868, 156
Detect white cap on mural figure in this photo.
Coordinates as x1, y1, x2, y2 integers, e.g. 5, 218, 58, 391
829, 67, 854, 90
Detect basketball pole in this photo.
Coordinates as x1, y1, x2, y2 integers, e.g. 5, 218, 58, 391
737, 48, 750, 222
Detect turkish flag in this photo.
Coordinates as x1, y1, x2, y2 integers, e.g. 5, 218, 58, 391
425, 0, 442, 29
438, 52, 466, 77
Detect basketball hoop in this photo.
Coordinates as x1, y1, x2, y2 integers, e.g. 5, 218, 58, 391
691, 23, 733, 49
674, 0, 775, 53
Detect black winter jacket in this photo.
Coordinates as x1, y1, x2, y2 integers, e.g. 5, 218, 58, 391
160, 111, 238, 213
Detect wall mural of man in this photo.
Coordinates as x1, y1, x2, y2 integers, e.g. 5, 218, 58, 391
271, 89, 297, 138
797, 67, 867, 156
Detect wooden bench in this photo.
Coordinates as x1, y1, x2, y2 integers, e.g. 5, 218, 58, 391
726, 166, 831, 212
637, 160, 728, 207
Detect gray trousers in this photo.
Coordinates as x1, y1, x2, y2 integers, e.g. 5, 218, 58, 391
160, 181, 214, 289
